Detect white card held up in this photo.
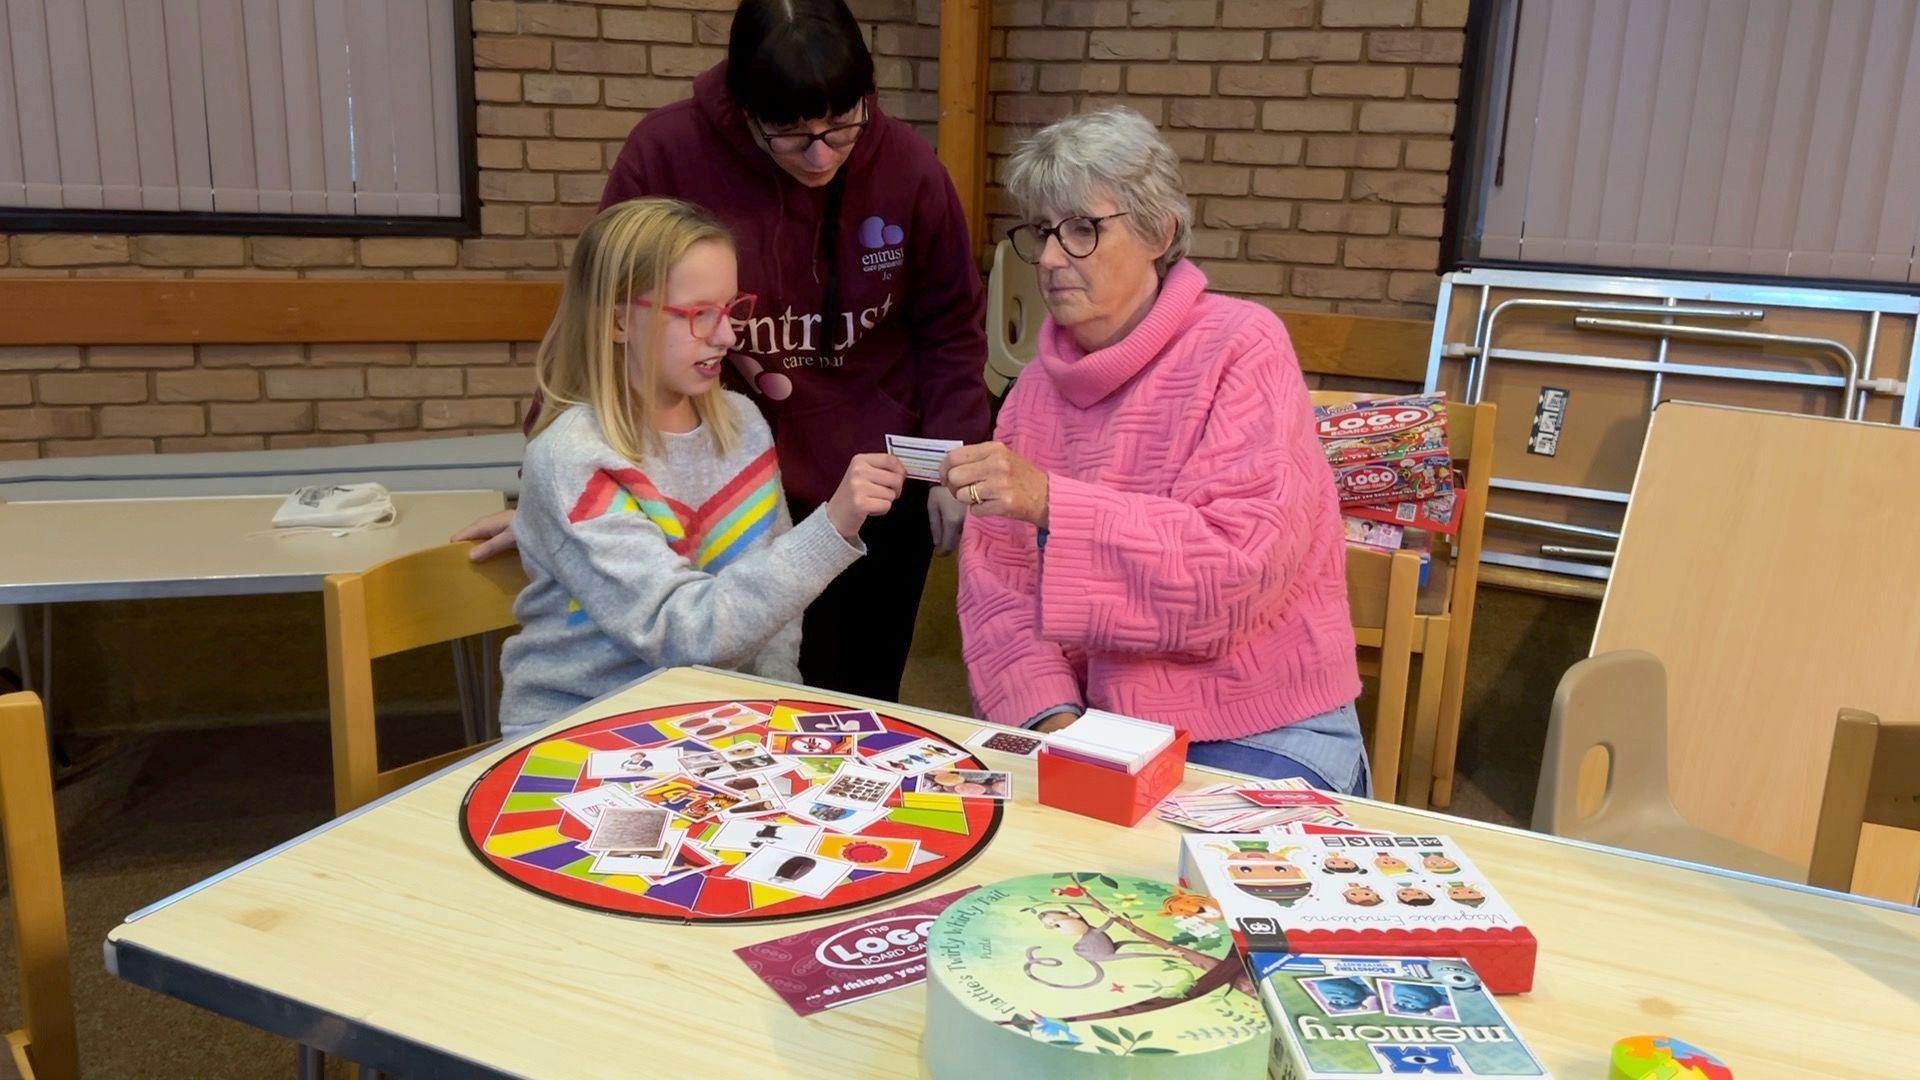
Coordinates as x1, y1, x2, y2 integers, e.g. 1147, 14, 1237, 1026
885, 434, 963, 482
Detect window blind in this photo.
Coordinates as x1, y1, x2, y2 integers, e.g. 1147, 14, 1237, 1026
0, 0, 464, 219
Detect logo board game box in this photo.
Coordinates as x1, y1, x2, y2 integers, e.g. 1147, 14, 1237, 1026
1252, 953, 1550, 1079
1177, 833, 1537, 993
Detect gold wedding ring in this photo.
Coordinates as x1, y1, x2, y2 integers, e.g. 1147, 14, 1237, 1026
967, 482, 984, 506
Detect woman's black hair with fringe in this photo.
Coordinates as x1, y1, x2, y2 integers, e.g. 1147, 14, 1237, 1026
726, 0, 876, 126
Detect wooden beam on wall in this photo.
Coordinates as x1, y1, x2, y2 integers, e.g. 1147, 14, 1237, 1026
0, 277, 1438, 386
0, 278, 562, 345
935, 0, 990, 253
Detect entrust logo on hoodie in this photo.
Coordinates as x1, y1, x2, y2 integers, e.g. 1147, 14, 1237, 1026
858, 216, 906, 276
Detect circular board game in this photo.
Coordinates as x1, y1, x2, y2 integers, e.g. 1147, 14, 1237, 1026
461, 698, 1003, 923
925, 872, 1268, 1080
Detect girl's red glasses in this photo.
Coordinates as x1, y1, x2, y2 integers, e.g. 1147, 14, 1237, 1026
632, 293, 757, 339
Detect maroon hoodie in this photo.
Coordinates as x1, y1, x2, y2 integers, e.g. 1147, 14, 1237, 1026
594, 64, 990, 507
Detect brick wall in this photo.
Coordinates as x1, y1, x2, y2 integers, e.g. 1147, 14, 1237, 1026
985, 0, 1464, 317
0, 0, 1460, 459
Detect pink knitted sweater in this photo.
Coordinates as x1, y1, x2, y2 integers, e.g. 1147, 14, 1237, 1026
958, 261, 1360, 741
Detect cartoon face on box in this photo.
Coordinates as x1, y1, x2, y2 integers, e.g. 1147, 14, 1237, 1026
1220, 846, 1312, 907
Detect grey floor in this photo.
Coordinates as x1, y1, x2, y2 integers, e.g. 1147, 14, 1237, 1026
0, 584, 1596, 1078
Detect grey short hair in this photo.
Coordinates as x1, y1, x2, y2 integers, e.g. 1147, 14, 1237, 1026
1003, 106, 1192, 275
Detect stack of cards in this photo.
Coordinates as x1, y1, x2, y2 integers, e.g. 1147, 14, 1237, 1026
885, 434, 963, 482
1157, 778, 1360, 833
1045, 708, 1175, 774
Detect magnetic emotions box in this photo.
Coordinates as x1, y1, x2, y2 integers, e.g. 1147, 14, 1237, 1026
925, 872, 1268, 1080
1178, 834, 1537, 993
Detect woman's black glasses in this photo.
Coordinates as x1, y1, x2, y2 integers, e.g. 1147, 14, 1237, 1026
1007, 213, 1132, 262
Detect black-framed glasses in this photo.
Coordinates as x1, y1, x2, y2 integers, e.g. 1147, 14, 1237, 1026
1007, 213, 1132, 263
754, 104, 869, 156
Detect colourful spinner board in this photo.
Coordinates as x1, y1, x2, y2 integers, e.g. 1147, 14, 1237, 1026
461, 698, 1003, 923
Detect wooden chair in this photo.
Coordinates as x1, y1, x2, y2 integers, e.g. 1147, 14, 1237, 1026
1808, 709, 1920, 898
324, 541, 526, 815
1312, 391, 1494, 807
984, 239, 1046, 399
1, 692, 78, 1080
1533, 650, 1801, 879
1343, 546, 1434, 803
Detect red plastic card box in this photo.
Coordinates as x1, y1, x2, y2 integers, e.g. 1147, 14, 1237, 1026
1037, 729, 1189, 827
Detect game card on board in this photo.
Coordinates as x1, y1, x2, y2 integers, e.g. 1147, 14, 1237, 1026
731, 844, 855, 898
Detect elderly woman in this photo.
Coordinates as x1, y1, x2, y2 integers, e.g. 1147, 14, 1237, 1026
944, 108, 1368, 794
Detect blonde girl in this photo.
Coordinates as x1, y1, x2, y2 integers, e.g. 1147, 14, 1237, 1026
499, 198, 904, 737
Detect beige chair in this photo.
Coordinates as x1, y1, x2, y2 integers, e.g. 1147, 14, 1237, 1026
1533, 650, 1801, 879
2, 692, 79, 1080
1343, 546, 1433, 804
1808, 709, 1920, 897
324, 541, 527, 815
984, 239, 1046, 398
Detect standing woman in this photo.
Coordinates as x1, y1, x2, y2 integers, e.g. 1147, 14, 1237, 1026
461, 0, 989, 702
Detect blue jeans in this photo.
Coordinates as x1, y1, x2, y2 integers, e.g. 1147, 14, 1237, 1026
1186, 700, 1372, 797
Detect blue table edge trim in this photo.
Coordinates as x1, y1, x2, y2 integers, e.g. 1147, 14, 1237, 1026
105, 941, 518, 1080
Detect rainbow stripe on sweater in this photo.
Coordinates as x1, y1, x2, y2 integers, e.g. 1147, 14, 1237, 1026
566, 448, 781, 572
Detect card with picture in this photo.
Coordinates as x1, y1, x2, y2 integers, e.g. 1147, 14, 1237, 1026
631, 776, 744, 822
768, 731, 857, 756
865, 737, 969, 777
709, 818, 825, 853
584, 746, 682, 780
708, 772, 781, 807
791, 710, 885, 735
582, 805, 672, 853
667, 702, 772, 741
785, 800, 890, 835
814, 760, 900, 809
813, 833, 920, 873
910, 769, 1013, 799
554, 784, 645, 829
963, 727, 1045, 758
729, 844, 854, 898
590, 827, 686, 877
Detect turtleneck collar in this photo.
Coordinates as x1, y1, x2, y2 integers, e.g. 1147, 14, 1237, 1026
1037, 260, 1208, 409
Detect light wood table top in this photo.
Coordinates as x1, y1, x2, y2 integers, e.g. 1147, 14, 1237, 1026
0, 489, 505, 603
106, 667, 1920, 1079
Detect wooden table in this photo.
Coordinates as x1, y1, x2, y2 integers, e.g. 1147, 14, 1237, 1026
105, 667, 1920, 1079
0, 490, 505, 603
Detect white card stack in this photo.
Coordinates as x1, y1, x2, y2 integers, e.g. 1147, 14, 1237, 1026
1044, 709, 1175, 773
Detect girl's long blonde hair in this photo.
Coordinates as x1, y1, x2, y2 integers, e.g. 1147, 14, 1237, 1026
531, 197, 740, 460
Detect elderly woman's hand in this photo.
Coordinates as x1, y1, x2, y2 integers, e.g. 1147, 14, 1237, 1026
942, 442, 1050, 529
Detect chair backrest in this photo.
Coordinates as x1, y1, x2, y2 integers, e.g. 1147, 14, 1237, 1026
324, 541, 527, 814
1343, 544, 1421, 637
985, 239, 1046, 398
1532, 649, 1674, 835
1807, 710, 1920, 894
1, 692, 78, 1080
